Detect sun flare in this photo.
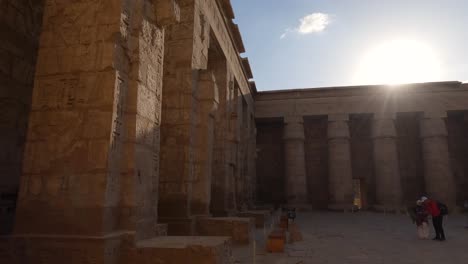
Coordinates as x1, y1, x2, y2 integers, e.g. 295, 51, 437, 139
354, 39, 442, 85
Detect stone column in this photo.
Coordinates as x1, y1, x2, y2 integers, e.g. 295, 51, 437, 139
191, 71, 218, 216
209, 58, 230, 216
420, 112, 456, 208
283, 116, 308, 205
372, 113, 403, 211
158, 0, 210, 234
327, 114, 354, 210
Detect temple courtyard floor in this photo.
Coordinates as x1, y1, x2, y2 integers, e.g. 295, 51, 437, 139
233, 212, 468, 264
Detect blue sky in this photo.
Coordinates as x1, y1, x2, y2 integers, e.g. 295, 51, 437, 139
231, 0, 468, 91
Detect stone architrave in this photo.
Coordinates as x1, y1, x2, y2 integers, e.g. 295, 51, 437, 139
327, 114, 354, 210
283, 116, 308, 205
420, 111, 456, 208
372, 113, 403, 212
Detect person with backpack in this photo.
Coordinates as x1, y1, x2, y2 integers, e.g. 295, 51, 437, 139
421, 196, 446, 241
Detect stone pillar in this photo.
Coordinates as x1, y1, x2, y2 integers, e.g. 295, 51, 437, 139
9, 0, 178, 261
327, 114, 354, 210
158, 0, 211, 234
225, 85, 240, 213
372, 113, 403, 211
191, 71, 218, 215
420, 112, 456, 208
283, 116, 308, 205
210, 58, 230, 216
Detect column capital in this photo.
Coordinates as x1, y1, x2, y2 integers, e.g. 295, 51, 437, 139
420, 112, 448, 138
283, 116, 305, 141
372, 114, 397, 139
327, 114, 350, 140
328, 113, 349, 122
373, 112, 397, 120
421, 111, 448, 120
283, 115, 304, 124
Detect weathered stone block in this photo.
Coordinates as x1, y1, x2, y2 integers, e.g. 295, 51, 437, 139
196, 217, 254, 245
237, 210, 270, 228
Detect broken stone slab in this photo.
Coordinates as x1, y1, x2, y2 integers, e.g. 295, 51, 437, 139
237, 210, 271, 228
196, 217, 255, 245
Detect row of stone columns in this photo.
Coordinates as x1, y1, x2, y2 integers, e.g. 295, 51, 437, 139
282, 113, 456, 211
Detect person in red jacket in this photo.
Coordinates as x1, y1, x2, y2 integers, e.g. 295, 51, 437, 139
421, 196, 445, 241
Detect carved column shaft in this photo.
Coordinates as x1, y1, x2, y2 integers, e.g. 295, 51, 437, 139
372, 113, 402, 211
283, 116, 308, 204
420, 112, 456, 207
327, 114, 354, 210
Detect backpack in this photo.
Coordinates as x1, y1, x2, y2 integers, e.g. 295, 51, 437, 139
437, 202, 449, 216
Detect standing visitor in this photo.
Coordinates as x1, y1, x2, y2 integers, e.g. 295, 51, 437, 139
421, 196, 446, 241
414, 200, 430, 239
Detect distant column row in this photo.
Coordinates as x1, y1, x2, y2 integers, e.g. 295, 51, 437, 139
283, 112, 456, 211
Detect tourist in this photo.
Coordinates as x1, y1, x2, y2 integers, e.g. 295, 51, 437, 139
414, 200, 429, 239
421, 196, 446, 241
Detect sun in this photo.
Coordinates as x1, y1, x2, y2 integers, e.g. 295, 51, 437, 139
353, 39, 442, 85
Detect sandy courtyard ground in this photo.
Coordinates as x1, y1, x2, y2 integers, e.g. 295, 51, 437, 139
233, 212, 468, 264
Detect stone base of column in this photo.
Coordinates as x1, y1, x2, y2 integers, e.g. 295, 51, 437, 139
237, 210, 271, 228
0, 232, 128, 264
327, 203, 355, 212
284, 203, 314, 211
371, 205, 406, 214
1, 232, 233, 264
159, 217, 196, 236
131, 236, 233, 264
195, 217, 255, 245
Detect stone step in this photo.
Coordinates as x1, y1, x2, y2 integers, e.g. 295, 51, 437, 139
131, 236, 233, 264
196, 217, 255, 245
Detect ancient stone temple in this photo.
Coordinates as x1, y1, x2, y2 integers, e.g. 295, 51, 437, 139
255, 82, 468, 212
0, 0, 467, 263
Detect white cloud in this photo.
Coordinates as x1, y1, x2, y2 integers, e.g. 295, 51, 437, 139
298, 13, 331, 34
280, 13, 332, 39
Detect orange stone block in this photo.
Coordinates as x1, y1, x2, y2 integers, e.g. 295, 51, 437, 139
266, 229, 285, 253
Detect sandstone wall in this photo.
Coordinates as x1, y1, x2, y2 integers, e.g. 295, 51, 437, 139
0, 0, 45, 235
